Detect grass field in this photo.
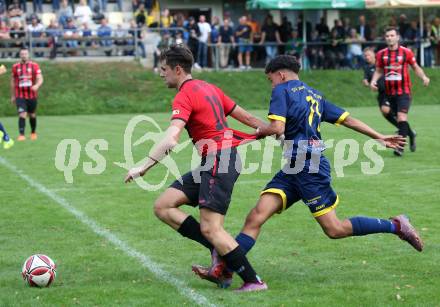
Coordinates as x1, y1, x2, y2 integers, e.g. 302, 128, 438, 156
0, 62, 439, 116
1, 105, 440, 306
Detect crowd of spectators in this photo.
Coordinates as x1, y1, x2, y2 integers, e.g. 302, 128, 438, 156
0, 0, 439, 67
0, 0, 148, 58
153, 12, 440, 70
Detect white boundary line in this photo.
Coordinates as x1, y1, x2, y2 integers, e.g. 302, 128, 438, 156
0, 157, 217, 307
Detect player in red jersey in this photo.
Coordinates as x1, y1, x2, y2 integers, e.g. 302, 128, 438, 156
11, 48, 43, 141
370, 27, 430, 156
124, 45, 268, 292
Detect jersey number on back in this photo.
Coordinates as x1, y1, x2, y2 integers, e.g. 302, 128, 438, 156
306, 95, 321, 132
205, 95, 228, 131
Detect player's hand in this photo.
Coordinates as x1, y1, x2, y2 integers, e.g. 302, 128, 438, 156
31, 85, 39, 92
379, 135, 406, 150
124, 167, 146, 183
422, 76, 430, 87
370, 81, 378, 91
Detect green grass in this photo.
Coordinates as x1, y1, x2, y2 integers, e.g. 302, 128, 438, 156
0, 62, 439, 116
1, 105, 439, 306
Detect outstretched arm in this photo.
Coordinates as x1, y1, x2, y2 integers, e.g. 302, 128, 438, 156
124, 119, 185, 183
256, 119, 285, 139
341, 115, 405, 150
229, 105, 267, 130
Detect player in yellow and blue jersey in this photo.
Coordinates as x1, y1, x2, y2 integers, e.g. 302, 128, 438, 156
193, 55, 424, 288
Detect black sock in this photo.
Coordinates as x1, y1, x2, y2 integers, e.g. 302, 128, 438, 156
407, 122, 414, 138
397, 121, 409, 138
30, 117, 37, 133
222, 246, 258, 283
384, 112, 398, 127
177, 216, 213, 251
18, 117, 25, 135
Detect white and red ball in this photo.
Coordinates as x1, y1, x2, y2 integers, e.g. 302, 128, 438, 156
21, 254, 56, 287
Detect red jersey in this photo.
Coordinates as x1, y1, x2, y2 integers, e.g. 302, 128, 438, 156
376, 46, 416, 96
12, 61, 42, 99
171, 79, 256, 155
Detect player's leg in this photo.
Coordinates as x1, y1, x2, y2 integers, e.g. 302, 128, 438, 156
154, 172, 214, 251
312, 194, 423, 251
0, 121, 14, 149
28, 99, 38, 140
379, 94, 398, 128
16, 98, 27, 141
395, 94, 415, 155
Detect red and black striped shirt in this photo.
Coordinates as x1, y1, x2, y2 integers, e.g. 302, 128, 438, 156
12, 61, 42, 99
376, 46, 416, 96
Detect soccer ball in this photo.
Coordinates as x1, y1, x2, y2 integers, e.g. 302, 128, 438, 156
21, 254, 56, 287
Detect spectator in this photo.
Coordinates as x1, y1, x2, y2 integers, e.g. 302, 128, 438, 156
324, 28, 345, 69
331, 19, 344, 39
128, 19, 146, 58
63, 17, 80, 54
279, 16, 293, 54
46, 19, 62, 58
211, 16, 220, 44
285, 28, 302, 58
432, 17, 440, 65
196, 15, 211, 68
27, 15, 45, 57
0, 20, 10, 58
404, 20, 419, 55
307, 30, 325, 69
8, 1, 24, 23
185, 16, 199, 64
33, 0, 42, 13
398, 14, 409, 36
260, 14, 281, 64
160, 8, 172, 28
342, 17, 352, 38
58, 0, 73, 28
89, 0, 106, 13
356, 15, 372, 41
345, 28, 364, 69
153, 31, 172, 72
97, 18, 112, 56
74, 0, 93, 26
80, 22, 93, 56
315, 16, 329, 40
236, 15, 253, 69
9, 20, 25, 55
134, 3, 147, 27
114, 24, 128, 56
422, 21, 434, 67
218, 18, 235, 68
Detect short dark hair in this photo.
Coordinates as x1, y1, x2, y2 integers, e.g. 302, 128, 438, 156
265, 55, 301, 74
384, 26, 399, 35
363, 46, 375, 53
159, 45, 194, 73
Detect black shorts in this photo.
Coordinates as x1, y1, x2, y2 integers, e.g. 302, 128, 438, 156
377, 91, 391, 108
169, 147, 241, 215
16, 98, 38, 114
387, 94, 411, 114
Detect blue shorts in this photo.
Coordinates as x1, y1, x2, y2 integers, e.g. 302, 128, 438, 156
238, 39, 253, 53
261, 158, 338, 217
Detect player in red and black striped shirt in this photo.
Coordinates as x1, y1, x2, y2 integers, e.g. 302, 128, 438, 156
11, 48, 43, 141
370, 27, 430, 156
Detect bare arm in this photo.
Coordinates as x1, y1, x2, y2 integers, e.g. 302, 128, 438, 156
125, 119, 185, 182
412, 63, 430, 86
341, 115, 405, 149
229, 105, 267, 129
259, 31, 266, 44
32, 73, 43, 92
10, 74, 15, 103
370, 67, 383, 91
